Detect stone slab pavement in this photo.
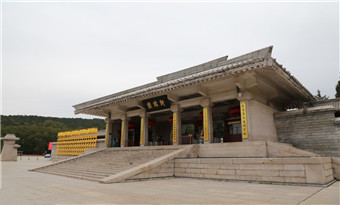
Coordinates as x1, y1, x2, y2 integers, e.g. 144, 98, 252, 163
0, 156, 339, 204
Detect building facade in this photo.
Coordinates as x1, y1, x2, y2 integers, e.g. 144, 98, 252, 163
73, 46, 315, 148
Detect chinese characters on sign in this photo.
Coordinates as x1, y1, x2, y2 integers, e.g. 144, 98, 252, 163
105, 123, 108, 146
203, 107, 209, 141
240, 101, 248, 139
120, 121, 125, 145
173, 113, 177, 143
142, 95, 171, 112
140, 118, 144, 145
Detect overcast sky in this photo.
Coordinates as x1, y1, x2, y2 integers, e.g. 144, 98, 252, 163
1, 1, 339, 119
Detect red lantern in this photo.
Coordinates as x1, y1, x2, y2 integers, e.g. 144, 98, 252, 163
199, 112, 203, 119
230, 107, 241, 116
148, 119, 156, 127
168, 117, 173, 123
128, 123, 137, 129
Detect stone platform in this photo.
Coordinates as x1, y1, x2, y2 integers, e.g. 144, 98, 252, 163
31, 141, 338, 185
1, 156, 339, 204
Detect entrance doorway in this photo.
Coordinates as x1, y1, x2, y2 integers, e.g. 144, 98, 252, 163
212, 99, 242, 143
127, 118, 140, 147
148, 111, 172, 146
224, 118, 242, 142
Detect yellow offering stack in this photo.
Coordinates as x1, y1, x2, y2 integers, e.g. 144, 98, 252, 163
56, 128, 98, 156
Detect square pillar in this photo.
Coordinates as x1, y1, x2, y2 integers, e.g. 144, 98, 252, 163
139, 110, 148, 146
238, 91, 278, 142
171, 104, 181, 145
120, 115, 129, 147
104, 117, 112, 147
242, 99, 278, 141
201, 98, 213, 143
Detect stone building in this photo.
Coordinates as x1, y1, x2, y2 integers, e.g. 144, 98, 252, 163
35, 46, 339, 185
73, 46, 337, 151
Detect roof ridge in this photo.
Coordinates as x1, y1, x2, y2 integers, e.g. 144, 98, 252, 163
225, 46, 273, 65
156, 55, 229, 83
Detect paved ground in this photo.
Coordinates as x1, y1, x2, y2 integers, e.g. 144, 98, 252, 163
0, 156, 339, 204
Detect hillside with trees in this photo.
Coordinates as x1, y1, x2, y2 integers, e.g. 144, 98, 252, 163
1, 115, 105, 155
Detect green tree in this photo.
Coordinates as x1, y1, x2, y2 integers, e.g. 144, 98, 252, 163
1, 115, 105, 154
336, 80, 340, 98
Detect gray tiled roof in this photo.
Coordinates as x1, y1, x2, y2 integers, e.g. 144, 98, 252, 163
73, 46, 315, 116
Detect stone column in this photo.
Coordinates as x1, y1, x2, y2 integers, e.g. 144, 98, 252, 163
243, 99, 278, 141
104, 117, 112, 147
200, 98, 213, 143
171, 104, 182, 145
237, 91, 278, 141
1, 134, 21, 161
120, 115, 129, 147
139, 110, 148, 146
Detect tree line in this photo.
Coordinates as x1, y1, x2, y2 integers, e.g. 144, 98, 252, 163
1, 115, 105, 155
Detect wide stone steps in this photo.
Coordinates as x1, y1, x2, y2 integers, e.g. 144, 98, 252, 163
37, 164, 135, 180
39, 167, 113, 177
49, 167, 121, 174
38, 168, 109, 179
34, 146, 182, 182
43, 166, 130, 176
37, 169, 104, 182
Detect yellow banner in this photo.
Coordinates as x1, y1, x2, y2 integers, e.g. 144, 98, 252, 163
203, 107, 209, 141
140, 118, 144, 145
120, 121, 125, 146
56, 128, 98, 156
240, 101, 248, 139
105, 123, 108, 147
172, 113, 177, 143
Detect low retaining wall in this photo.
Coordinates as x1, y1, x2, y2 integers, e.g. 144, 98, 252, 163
127, 157, 334, 185
198, 141, 267, 157
129, 160, 175, 180
126, 142, 329, 184
332, 157, 340, 180
174, 157, 333, 185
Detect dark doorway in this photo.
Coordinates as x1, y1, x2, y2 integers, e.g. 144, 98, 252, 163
224, 117, 242, 142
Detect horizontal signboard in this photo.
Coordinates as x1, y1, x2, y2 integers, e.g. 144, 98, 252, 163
142, 95, 171, 112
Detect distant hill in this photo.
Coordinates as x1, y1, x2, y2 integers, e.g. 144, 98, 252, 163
1, 115, 105, 155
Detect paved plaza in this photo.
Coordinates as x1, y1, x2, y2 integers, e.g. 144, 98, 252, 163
0, 156, 339, 204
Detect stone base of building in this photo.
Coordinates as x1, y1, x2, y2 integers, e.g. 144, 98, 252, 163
32, 141, 339, 185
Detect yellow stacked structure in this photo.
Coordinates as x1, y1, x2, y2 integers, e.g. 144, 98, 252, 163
56, 128, 98, 156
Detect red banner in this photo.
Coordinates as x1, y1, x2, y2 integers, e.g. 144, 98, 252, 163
48, 142, 53, 150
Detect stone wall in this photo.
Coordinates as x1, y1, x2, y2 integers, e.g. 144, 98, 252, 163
332, 157, 340, 180
129, 160, 174, 180
274, 106, 340, 157
197, 141, 267, 157
174, 157, 334, 185
247, 100, 278, 142
97, 139, 106, 148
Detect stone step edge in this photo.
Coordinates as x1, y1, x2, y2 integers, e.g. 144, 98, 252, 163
37, 169, 109, 179
36, 170, 103, 182
99, 144, 197, 184
42, 167, 124, 175
37, 168, 112, 178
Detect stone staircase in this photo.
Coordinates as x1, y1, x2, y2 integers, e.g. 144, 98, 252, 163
32, 146, 191, 182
